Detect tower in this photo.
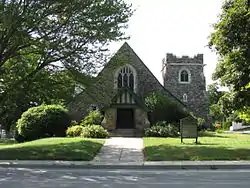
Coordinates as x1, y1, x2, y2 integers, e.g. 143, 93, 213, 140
162, 53, 209, 118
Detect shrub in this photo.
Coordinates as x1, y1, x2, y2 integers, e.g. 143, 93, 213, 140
16, 104, 71, 141
144, 123, 179, 137
66, 125, 84, 137
80, 110, 103, 126
14, 130, 25, 143
197, 118, 205, 131
81, 125, 109, 138
145, 92, 188, 124
70, 120, 78, 127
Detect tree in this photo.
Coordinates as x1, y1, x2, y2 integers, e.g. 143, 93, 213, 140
0, 0, 133, 70
207, 83, 225, 105
0, 57, 76, 131
0, 0, 133, 131
209, 0, 250, 109
145, 92, 188, 125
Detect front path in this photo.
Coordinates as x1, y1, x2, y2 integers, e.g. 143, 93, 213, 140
93, 137, 144, 162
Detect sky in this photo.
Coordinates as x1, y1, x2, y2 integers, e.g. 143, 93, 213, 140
108, 0, 224, 86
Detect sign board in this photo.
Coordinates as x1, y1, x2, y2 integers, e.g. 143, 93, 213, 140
180, 116, 198, 143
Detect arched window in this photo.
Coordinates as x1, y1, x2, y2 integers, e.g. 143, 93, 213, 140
180, 70, 189, 82
179, 69, 191, 83
117, 66, 135, 91
183, 94, 188, 102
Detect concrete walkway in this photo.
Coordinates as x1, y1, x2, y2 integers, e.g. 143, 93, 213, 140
92, 137, 144, 162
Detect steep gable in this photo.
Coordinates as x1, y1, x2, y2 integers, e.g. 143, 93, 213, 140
68, 42, 186, 120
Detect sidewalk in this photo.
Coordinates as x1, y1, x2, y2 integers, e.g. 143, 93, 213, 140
92, 137, 144, 163
1, 160, 250, 170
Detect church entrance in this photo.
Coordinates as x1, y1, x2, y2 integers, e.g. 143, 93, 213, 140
116, 108, 134, 129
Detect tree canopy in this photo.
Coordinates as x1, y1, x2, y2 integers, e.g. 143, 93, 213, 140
0, 0, 133, 131
209, 0, 249, 109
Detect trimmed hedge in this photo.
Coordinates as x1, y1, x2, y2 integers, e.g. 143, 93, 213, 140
16, 104, 71, 141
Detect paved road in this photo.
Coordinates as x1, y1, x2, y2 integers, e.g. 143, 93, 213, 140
0, 167, 250, 188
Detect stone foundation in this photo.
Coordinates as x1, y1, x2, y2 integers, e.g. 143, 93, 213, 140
102, 108, 116, 130
134, 108, 150, 131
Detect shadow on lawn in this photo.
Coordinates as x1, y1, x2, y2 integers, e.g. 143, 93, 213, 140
0, 140, 103, 161
144, 144, 250, 161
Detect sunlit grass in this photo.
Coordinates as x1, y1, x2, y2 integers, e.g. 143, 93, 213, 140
0, 137, 104, 161
143, 132, 250, 161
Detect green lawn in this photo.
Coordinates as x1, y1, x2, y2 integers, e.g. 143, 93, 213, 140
143, 132, 250, 161
0, 137, 104, 161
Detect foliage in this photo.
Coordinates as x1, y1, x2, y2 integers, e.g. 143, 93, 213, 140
16, 104, 71, 141
207, 83, 225, 105
145, 92, 188, 124
66, 125, 84, 137
236, 106, 250, 123
209, 103, 225, 123
70, 120, 78, 127
81, 125, 109, 138
0, 65, 76, 132
14, 130, 25, 143
0, 0, 133, 131
196, 118, 206, 131
209, 0, 250, 109
144, 122, 179, 137
80, 110, 103, 126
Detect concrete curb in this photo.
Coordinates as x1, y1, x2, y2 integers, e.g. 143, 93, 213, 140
1, 160, 250, 170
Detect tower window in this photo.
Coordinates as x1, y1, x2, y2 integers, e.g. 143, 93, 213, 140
180, 70, 189, 82
179, 69, 191, 83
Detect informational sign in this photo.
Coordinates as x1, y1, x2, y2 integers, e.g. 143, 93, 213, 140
180, 116, 198, 143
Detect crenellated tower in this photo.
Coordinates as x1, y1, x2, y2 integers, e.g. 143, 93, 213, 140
162, 53, 209, 118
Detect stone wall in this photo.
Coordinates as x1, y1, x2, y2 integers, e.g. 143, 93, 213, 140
102, 108, 117, 130
134, 108, 150, 131
162, 53, 209, 118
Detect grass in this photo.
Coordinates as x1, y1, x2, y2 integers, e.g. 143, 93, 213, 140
0, 137, 104, 161
143, 132, 250, 161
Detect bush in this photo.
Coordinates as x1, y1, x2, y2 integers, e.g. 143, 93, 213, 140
144, 123, 179, 137
70, 120, 78, 127
80, 110, 103, 126
14, 130, 25, 143
145, 92, 188, 124
81, 125, 109, 138
66, 125, 84, 137
16, 104, 71, 141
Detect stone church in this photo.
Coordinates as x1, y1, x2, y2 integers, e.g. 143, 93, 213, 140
69, 42, 209, 132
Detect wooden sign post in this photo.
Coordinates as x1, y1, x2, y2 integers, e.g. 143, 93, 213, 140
180, 116, 198, 143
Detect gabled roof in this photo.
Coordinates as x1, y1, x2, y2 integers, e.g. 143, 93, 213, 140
118, 42, 186, 107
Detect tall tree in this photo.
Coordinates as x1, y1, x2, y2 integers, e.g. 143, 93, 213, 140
207, 83, 225, 105
209, 0, 250, 109
0, 0, 133, 131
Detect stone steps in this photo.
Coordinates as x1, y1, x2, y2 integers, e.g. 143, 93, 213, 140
110, 129, 143, 137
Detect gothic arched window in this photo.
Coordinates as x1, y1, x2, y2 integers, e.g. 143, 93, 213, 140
117, 66, 135, 91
